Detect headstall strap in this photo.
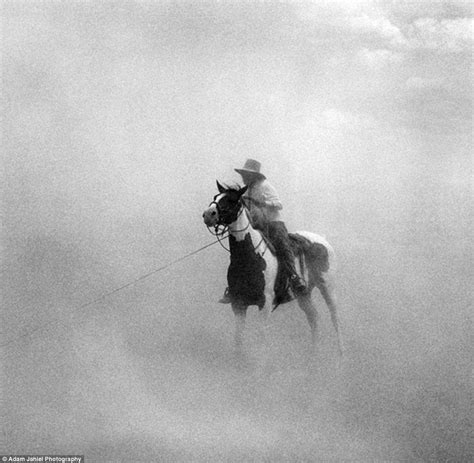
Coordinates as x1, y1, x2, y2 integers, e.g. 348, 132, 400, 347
207, 193, 263, 252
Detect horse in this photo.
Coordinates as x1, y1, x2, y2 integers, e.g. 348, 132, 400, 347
202, 181, 344, 355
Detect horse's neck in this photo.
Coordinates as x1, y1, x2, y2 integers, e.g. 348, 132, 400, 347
229, 207, 261, 244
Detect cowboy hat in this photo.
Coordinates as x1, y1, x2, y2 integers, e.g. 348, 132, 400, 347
234, 159, 266, 179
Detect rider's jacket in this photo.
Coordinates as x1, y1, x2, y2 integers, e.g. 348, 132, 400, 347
243, 178, 283, 224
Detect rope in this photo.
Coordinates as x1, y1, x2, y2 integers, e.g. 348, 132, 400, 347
207, 225, 230, 251
76, 240, 221, 312
0, 239, 222, 350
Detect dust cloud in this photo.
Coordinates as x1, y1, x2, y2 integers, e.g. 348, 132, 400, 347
2, 3, 472, 462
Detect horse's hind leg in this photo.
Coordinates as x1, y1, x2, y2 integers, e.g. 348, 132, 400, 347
318, 280, 344, 356
297, 293, 319, 347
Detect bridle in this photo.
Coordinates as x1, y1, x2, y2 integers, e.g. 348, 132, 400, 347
206, 192, 265, 254
206, 194, 249, 251
210, 193, 245, 224
206, 193, 250, 252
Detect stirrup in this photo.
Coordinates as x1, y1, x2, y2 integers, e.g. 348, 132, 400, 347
218, 288, 231, 304
290, 274, 307, 294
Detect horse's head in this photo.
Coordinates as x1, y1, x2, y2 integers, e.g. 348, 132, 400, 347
203, 181, 248, 228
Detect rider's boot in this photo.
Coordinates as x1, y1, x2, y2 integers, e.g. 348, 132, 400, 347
218, 287, 232, 304
290, 274, 307, 295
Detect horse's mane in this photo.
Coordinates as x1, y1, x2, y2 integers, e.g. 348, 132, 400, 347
221, 182, 252, 216
220, 183, 242, 193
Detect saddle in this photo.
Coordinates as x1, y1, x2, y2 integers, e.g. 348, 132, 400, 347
272, 233, 329, 307
289, 233, 329, 273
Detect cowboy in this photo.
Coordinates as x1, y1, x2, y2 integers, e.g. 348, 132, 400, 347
219, 159, 307, 303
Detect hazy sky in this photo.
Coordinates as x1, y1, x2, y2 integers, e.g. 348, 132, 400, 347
4, 0, 472, 241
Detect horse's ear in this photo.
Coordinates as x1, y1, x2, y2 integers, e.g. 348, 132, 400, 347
216, 181, 226, 194
238, 185, 248, 197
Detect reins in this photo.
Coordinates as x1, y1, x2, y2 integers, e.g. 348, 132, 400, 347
206, 198, 267, 255
206, 196, 249, 252
206, 223, 231, 251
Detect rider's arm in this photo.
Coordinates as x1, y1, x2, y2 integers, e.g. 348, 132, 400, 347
260, 181, 283, 210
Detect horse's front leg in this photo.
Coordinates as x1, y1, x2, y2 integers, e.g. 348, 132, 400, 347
231, 303, 247, 353
254, 302, 273, 373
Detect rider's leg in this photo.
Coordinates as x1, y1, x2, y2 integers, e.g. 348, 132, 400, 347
267, 221, 307, 294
